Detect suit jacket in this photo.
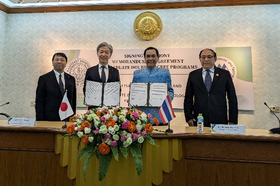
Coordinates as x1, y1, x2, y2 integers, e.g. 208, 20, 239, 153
83, 65, 120, 109
184, 67, 238, 127
83, 65, 120, 94
35, 70, 76, 121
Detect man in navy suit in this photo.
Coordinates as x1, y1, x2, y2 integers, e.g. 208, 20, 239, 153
83, 42, 120, 109
184, 48, 238, 127
36, 53, 76, 121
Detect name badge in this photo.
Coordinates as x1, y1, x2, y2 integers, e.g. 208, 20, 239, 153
211, 124, 246, 134
8, 118, 36, 126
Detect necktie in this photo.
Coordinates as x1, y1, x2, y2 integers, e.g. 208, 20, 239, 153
205, 70, 212, 92
101, 66, 106, 83
59, 74, 64, 94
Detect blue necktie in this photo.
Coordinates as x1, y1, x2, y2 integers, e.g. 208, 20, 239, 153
59, 74, 64, 94
101, 66, 106, 83
205, 70, 212, 92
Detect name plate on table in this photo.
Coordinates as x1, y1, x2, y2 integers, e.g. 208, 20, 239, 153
211, 124, 246, 134
8, 118, 36, 126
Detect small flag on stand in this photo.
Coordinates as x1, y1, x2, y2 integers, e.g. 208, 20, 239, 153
59, 92, 74, 121
159, 95, 176, 124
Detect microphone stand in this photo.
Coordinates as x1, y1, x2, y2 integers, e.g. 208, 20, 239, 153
165, 122, 173, 133
0, 102, 10, 107
0, 102, 10, 119
264, 102, 280, 134
0, 113, 10, 118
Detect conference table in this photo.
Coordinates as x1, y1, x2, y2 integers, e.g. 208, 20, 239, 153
0, 120, 280, 186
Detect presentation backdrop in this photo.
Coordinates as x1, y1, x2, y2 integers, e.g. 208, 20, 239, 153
57, 47, 254, 110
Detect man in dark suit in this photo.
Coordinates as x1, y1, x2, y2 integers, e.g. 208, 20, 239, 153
83, 42, 120, 109
184, 48, 238, 127
36, 53, 76, 121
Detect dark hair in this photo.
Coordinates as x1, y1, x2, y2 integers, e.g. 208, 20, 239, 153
144, 47, 159, 58
97, 42, 113, 54
199, 48, 217, 58
52, 53, 68, 62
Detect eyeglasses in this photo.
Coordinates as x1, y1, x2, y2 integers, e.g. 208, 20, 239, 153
146, 54, 157, 58
200, 55, 214, 59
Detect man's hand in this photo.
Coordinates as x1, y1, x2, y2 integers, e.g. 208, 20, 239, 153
187, 119, 195, 126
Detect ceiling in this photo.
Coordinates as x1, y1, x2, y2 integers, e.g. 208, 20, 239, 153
1, 0, 280, 12
4, 0, 192, 6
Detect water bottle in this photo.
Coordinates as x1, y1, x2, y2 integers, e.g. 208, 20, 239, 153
197, 113, 204, 133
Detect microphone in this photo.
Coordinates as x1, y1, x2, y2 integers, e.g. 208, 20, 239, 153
0, 102, 10, 107
0, 113, 10, 118
264, 102, 280, 134
0, 102, 10, 118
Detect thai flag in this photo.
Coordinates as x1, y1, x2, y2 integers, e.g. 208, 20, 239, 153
159, 95, 176, 124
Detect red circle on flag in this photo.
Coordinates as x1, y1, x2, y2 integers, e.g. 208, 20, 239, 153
60, 102, 68, 112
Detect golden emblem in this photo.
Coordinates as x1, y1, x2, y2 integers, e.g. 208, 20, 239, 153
134, 12, 162, 41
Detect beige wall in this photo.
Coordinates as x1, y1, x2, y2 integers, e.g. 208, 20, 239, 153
0, 10, 7, 105
0, 5, 280, 129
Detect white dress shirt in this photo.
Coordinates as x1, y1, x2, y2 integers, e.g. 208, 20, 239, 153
53, 70, 65, 89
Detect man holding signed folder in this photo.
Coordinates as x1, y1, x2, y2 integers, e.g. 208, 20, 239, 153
83, 42, 120, 109
131, 47, 174, 125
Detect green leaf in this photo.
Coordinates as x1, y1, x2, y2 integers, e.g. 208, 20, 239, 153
60, 134, 72, 139
83, 150, 95, 181
119, 146, 128, 159
78, 146, 92, 161
99, 153, 113, 181
111, 146, 119, 161
146, 135, 157, 146
129, 145, 143, 176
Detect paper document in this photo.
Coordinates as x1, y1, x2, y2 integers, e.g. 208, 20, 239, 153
149, 83, 168, 106
85, 81, 120, 106
85, 81, 103, 106
129, 82, 167, 107
129, 83, 148, 106
103, 82, 121, 106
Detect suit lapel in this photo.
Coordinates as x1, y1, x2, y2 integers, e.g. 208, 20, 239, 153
210, 67, 220, 91
107, 65, 114, 82
50, 71, 62, 95
197, 68, 208, 92
94, 65, 102, 82
64, 72, 71, 92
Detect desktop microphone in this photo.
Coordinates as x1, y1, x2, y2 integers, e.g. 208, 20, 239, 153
264, 102, 280, 134
0, 102, 10, 118
0, 113, 10, 118
0, 102, 10, 107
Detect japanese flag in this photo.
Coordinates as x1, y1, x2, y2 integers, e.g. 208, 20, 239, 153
59, 92, 74, 121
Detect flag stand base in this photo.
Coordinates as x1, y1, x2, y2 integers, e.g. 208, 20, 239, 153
165, 128, 173, 133
62, 121, 67, 129
165, 122, 173, 133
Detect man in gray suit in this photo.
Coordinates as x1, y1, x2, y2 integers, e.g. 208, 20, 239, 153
184, 48, 238, 127
36, 53, 76, 121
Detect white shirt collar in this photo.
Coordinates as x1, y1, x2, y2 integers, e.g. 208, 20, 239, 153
202, 66, 214, 73
53, 69, 64, 76
98, 64, 108, 69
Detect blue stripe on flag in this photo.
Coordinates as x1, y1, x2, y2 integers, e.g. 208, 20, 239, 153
162, 100, 173, 122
